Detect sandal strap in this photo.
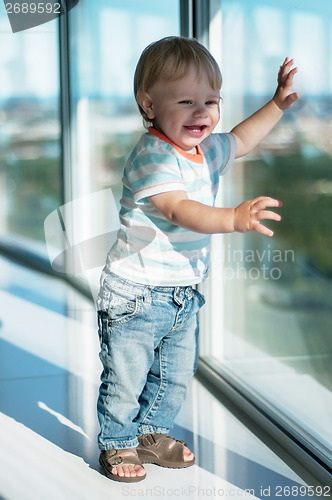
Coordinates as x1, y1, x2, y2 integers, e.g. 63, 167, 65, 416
139, 433, 187, 447
139, 433, 164, 446
103, 448, 142, 468
138, 433, 188, 462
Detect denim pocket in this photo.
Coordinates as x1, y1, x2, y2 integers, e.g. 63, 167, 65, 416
107, 290, 140, 325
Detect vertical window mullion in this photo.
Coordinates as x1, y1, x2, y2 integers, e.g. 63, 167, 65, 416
58, 11, 71, 210
180, 0, 194, 37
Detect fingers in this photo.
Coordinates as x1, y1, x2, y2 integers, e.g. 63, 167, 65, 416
256, 209, 282, 222
274, 57, 299, 110
250, 197, 282, 211
253, 222, 275, 238
234, 197, 282, 236
278, 57, 298, 85
280, 57, 295, 72
289, 91, 300, 104
253, 210, 281, 238
251, 197, 282, 237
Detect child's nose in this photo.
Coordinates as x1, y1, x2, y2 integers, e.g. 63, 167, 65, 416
193, 104, 208, 117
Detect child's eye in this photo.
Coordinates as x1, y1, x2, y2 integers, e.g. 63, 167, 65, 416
179, 100, 192, 105
206, 100, 219, 106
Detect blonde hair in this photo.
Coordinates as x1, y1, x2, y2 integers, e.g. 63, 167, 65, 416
134, 36, 222, 125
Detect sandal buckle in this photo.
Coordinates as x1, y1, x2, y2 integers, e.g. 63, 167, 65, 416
108, 456, 123, 466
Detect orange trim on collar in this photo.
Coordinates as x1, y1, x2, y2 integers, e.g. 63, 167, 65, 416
148, 127, 204, 164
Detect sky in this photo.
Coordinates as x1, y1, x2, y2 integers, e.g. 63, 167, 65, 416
222, 0, 332, 96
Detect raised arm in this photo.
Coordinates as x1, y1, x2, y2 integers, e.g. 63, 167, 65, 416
148, 190, 282, 238
231, 57, 300, 158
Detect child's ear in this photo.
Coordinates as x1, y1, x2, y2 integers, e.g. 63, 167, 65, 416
139, 92, 155, 120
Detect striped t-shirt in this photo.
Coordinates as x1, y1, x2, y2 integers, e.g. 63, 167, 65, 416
102, 127, 235, 286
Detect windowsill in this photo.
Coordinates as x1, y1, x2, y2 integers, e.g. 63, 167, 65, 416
202, 327, 332, 470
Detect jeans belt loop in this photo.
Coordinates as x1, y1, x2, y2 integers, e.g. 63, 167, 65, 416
143, 287, 152, 305
173, 287, 183, 306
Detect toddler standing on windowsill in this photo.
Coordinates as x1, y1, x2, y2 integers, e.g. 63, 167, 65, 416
96, 36, 299, 482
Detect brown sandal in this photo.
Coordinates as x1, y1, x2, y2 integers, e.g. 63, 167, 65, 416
99, 448, 146, 482
137, 433, 195, 468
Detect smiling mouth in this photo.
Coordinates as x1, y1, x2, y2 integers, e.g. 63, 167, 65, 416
184, 125, 207, 136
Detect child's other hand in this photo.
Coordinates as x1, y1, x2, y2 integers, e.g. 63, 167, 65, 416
234, 197, 282, 237
273, 57, 300, 111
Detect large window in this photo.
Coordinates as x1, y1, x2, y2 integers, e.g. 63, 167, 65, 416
59, 0, 180, 299
2, 0, 330, 476
201, 0, 332, 469
68, 0, 180, 201
0, 5, 61, 255
0, 1, 180, 294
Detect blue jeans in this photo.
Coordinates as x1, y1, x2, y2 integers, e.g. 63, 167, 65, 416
96, 272, 205, 450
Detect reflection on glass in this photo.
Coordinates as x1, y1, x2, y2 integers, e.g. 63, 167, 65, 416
207, 0, 332, 463
0, 11, 61, 251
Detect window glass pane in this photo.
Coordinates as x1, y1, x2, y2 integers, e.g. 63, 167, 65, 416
68, 0, 180, 203
66, 0, 180, 296
206, 0, 332, 463
0, 7, 61, 254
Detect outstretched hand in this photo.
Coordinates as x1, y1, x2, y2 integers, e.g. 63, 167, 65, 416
234, 197, 282, 237
273, 57, 300, 111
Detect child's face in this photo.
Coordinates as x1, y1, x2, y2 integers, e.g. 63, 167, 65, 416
141, 65, 220, 153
